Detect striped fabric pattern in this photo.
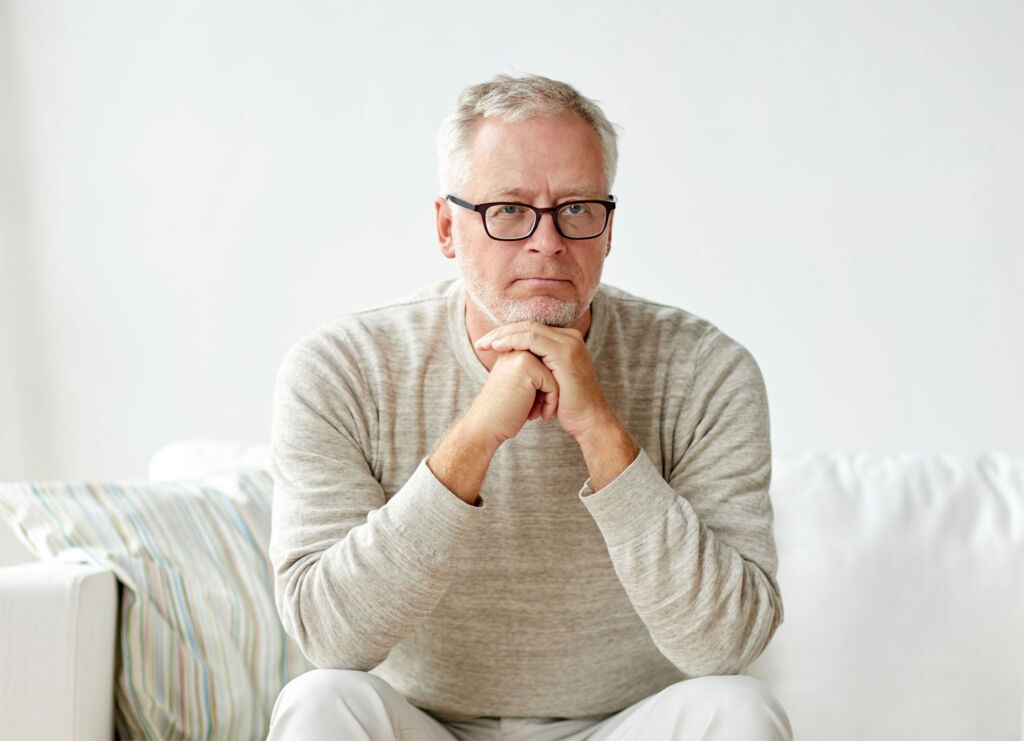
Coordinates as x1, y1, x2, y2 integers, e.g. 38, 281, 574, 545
0, 469, 310, 740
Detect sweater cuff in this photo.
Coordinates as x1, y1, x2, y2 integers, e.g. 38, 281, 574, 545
579, 449, 679, 547
378, 459, 484, 557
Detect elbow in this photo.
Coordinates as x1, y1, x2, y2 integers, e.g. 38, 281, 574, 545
280, 601, 386, 672
661, 572, 784, 677
708, 561, 784, 674
714, 583, 784, 675
711, 614, 782, 676
274, 567, 388, 671
296, 631, 379, 672
664, 618, 780, 678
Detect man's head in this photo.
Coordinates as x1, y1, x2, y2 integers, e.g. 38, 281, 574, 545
435, 75, 619, 334
436, 74, 618, 196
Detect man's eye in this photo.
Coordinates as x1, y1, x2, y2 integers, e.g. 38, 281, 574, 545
489, 204, 528, 220
562, 203, 589, 216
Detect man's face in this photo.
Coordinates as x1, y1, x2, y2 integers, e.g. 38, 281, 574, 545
437, 113, 612, 334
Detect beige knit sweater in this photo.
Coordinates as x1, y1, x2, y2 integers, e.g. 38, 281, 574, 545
269, 279, 782, 720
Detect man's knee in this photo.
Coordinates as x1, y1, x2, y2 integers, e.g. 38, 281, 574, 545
659, 675, 792, 740
275, 668, 390, 708
268, 669, 399, 740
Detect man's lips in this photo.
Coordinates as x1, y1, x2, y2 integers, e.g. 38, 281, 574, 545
513, 277, 573, 286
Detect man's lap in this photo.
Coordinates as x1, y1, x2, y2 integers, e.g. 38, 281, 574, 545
268, 669, 792, 740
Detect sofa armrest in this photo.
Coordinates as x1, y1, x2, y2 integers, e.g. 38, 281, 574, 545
0, 561, 117, 741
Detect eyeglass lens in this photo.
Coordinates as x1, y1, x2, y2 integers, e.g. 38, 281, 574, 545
484, 203, 608, 240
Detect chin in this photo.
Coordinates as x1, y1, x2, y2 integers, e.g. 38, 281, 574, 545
514, 301, 582, 328
472, 291, 584, 328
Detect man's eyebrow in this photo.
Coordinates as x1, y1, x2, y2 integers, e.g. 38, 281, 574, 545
489, 187, 541, 201
490, 186, 608, 201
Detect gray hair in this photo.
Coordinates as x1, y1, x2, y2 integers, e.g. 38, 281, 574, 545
436, 74, 618, 195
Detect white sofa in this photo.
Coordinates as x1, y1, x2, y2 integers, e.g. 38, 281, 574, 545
2, 443, 1022, 740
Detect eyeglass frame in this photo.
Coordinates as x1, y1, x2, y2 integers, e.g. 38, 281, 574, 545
445, 194, 616, 241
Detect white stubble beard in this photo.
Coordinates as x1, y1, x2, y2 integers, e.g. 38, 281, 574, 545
452, 226, 598, 328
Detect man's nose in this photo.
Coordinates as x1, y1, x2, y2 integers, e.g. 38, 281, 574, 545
526, 212, 566, 255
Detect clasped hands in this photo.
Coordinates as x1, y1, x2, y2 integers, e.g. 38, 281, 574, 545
428, 321, 638, 502
471, 321, 614, 446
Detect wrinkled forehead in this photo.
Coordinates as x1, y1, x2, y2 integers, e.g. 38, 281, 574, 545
463, 113, 607, 196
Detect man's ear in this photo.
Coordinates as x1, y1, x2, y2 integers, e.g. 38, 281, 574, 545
436, 197, 456, 259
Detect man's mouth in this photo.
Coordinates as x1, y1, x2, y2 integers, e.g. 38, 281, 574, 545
514, 277, 572, 286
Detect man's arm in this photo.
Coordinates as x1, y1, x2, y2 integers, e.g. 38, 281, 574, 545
477, 321, 782, 676
585, 327, 781, 676
427, 350, 559, 503
270, 338, 557, 670
270, 338, 479, 671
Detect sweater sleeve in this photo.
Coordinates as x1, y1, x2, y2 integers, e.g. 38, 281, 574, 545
268, 337, 483, 671
580, 325, 782, 677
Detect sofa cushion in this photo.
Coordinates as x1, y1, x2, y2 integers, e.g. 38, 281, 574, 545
0, 470, 309, 740
748, 453, 1024, 740
147, 440, 271, 482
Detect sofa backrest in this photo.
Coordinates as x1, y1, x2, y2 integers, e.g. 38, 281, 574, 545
148, 439, 272, 481
748, 453, 1024, 740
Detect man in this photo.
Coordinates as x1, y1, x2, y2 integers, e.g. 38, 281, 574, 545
268, 74, 792, 739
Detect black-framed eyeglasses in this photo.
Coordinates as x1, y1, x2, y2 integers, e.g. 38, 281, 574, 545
446, 194, 616, 241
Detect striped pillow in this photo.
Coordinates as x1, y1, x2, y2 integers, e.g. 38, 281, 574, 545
0, 470, 309, 740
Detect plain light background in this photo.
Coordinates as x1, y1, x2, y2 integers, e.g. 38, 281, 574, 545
2, 1, 1021, 480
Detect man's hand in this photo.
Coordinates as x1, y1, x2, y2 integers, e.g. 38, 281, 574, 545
427, 350, 557, 504
429, 322, 639, 501
475, 322, 639, 489
475, 323, 606, 439
472, 349, 560, 445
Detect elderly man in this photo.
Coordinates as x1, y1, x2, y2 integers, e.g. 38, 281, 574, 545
267, 74, 791, 740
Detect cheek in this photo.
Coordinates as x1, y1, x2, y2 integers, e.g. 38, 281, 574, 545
456, 241, 503, 285
583, 250, 608, 279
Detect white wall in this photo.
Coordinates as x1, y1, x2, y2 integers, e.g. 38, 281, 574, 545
2, 0, 1021, 480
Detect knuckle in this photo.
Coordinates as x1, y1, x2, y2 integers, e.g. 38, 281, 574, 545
510, 351, 534, 369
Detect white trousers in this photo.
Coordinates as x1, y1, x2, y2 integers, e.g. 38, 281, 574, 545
267, 669, 793, 741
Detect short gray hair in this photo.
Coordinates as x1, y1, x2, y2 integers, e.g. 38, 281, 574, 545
437, 74, 618, 195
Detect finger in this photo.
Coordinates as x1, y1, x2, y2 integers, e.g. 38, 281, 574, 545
478, 328, 573, 365
475, 322, 579, 351
542, 388, 557, 420
492, 350, 560, 418
523, 355, 559, 419
528, 390, 557, 421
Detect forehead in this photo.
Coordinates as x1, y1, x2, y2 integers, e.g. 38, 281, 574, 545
464, 113, 606, 198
